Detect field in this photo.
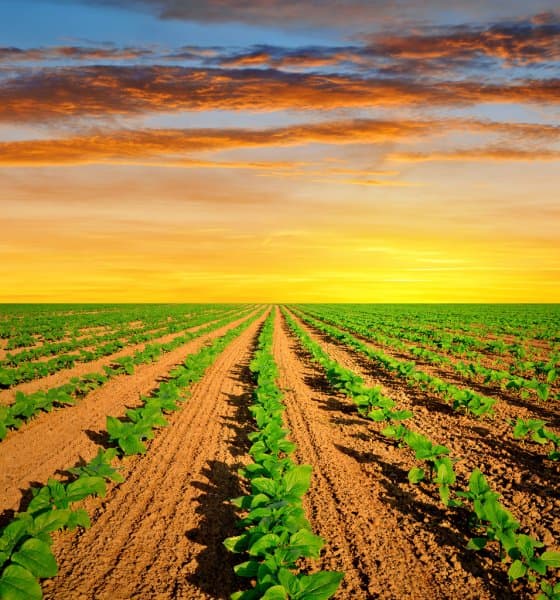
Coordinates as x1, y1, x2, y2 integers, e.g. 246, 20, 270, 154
0, 303, 559, 600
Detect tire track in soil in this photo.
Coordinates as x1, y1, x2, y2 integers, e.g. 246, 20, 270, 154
287, 309, 560, 554
0, 310, 257, 518
41, 311, 267, 600
273, 310, 505, 600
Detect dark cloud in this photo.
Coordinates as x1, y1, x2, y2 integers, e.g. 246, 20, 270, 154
0, 45, 156, 63
46, 0, 559, 29
361, 12, 560, 66
1, 65, 559, 123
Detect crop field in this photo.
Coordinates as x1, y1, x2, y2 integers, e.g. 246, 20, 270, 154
0, 303, 558, 600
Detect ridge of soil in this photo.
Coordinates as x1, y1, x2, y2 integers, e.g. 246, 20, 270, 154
294, 310, 560, 425
283, 310, 559, 597
0, 311, 257, 519
276, 310, 557, 599
0, 315, 236, 405
42, 311, 266, 600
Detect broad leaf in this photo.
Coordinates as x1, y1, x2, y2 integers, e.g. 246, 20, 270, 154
0, 564, 42, 600
11, 538, 58, 578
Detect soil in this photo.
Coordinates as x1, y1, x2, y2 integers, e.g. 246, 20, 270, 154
283, 309, 559, 597
0, 316, 232, 405
273, 310, 518, 599
42, 311, 265, 600
1, 306, 557, 600
0, 311, 257, 519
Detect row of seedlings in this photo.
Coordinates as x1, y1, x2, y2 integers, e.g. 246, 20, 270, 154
282, 309, 560, 599
0, 311, 262, 599
224, 312, 343, 599
0, 308, 253, 441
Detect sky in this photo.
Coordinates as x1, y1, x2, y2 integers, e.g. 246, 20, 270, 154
0, 0, 559, 302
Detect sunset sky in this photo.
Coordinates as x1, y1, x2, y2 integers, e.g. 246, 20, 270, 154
1, 0, 559, 302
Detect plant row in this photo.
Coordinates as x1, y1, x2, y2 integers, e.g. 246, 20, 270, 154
0, 308, 253, 442
292, 308, 560, 460
0, 305, 233, 367
281, 308, 560, 599
224, 312, 343, 600
0, 310, 261, 599
0, 304, 243, 346
291, 308, 497, 418
298, 306, 558, 401
0, 306, 244, 388
300, 304, 559, 367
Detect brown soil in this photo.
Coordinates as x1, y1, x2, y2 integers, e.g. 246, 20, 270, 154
284, 310, 559, 598
273, 310, 516, 599
0, 311, 257, 518
0, 318, 226, 405
42, 312, 266, 600
3, 306, 556, 600
296, 310, 560, 426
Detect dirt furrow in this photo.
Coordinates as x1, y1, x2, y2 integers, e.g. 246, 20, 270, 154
0, 311, 256, 518
296, 312, 559, 423
0, 318, 227, 405
42, 312, 266, 600
285, 310, 560, 591
274, 310, 510, 600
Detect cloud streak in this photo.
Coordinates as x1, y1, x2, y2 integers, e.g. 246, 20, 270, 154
0, 118, 557, 167
1, 65, 559, 124
390, 147, 560, 162
0, 45, 156, 63
47, 0, 559, 29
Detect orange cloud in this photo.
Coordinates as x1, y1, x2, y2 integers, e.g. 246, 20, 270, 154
0, 119, 436, 166
1, 66, 559, 123
365, 16, 560, 65
1, 118, 558, 167
390, 147, 560, 162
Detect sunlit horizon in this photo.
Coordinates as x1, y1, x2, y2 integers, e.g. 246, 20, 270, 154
1, 1, 559, 302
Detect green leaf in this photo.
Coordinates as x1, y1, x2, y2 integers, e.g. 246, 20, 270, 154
438, 484, 451, 506
278, 568, 300, 597
541, 551, 560, 568
408, 467, 425, 484
508, 559, 527, 580
0, 520, 29, 555
262, 586, 288, 600
248, 533, 281, 557
286, 529, 324, 561
251, 478, 278, 498
284, 465, 312, 497
224, 534, 249, 554
467, 537, 487, 551
119, 435, 146, 455
11, 538, 58, 578
298, 571, 344, 600
66, 477, 106, 504
31, 509, 71, 536
0, 564, 42, 600
66, 509, 91, 530
233, 560, 260, 578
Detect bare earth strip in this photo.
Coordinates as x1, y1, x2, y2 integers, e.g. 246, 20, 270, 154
272, 310, 511, 600
288, 313, 560, 535
42, 312, 267, 600
0, 316, 231, 405
0, 311, 256, 518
